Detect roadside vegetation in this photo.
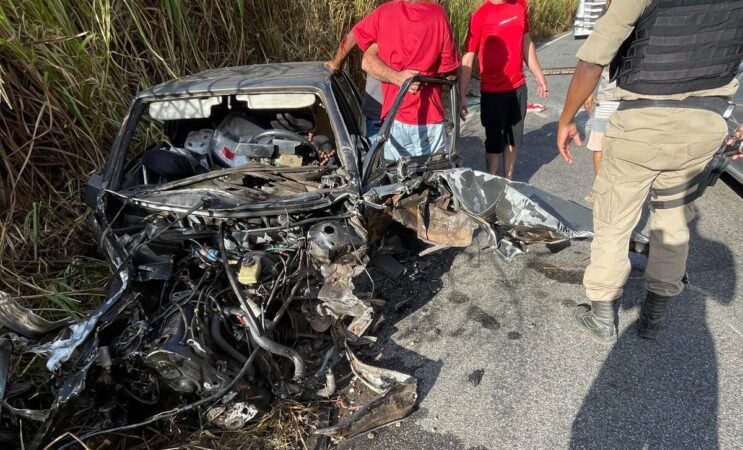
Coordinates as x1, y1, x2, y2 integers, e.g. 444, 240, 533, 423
0, 0, 576, 445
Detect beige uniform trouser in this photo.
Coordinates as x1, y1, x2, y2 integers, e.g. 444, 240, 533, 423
584, 107, 728, 302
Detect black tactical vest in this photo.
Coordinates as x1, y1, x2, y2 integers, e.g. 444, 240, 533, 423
612, 0, 743, 95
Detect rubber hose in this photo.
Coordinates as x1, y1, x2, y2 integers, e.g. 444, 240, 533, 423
218, 224, 305, 379
315, 370, 336, 399
210, 315, 248, 365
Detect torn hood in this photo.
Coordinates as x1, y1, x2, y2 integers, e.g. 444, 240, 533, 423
433, 168, 594, 241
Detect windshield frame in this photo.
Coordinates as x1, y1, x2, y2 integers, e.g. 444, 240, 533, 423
101, 85, 360, 211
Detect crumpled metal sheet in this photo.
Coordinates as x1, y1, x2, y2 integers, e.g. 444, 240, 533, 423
0, 336, 10, 412
27, 336, 100, 450
0, 292, 74, 340
345, 344, 413, 394
308, 220, 365, 264
315, 345, 417, 438
391, 192, 478, 247
34, 272, 129, 372
1, 337, 50, 424
318, 263, 374, 337
433, 168, 594, 241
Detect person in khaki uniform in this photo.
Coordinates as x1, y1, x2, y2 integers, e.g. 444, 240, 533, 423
557, 0, 743, 342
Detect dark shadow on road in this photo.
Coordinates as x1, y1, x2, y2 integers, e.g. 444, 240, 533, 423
519, 121, 561, 182
570, 217, 736, 449
354, 225, 460, 404
518, 111, 589, 183
459, 134, 488, 172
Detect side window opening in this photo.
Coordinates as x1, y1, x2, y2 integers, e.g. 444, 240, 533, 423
331, 79, 368, 162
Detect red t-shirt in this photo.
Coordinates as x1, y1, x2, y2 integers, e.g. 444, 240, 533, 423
465, 0, 530, 93
353, 2, 460, 125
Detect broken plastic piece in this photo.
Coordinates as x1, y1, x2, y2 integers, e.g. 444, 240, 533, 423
315, 346, 417, 439
371, 254, 405, 279
526, 103, 547, 112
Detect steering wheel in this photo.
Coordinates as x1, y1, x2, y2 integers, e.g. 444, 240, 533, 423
248, 129, 318, 156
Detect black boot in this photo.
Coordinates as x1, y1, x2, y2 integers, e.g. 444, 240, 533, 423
637, 291, 674, 340
574, 300, 617, 343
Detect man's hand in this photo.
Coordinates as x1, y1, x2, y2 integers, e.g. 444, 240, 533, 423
584, 94, 597, 114
324, 61, 340, 72
362, 44, 420, 94
394, 69, 420, 94
557, 121, 582, 164
523, 34, 549, 99
557, 60, 603, 164
460, 102, 469, 121
536, 75, 549, 99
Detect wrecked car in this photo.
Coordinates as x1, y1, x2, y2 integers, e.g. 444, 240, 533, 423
0, 63, 643, 449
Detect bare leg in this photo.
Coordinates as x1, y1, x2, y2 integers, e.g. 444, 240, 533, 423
504, 145, 519, 180
486, 153, 501, 175
593, 151, 603, 176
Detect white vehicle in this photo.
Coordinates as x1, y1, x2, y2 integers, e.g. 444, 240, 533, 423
573, 0, 608, 38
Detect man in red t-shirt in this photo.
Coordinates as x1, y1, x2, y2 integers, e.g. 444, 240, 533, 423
352, 0, 461, 160
458, 0, 548, 179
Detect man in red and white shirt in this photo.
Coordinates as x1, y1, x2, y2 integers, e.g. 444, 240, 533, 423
458, 0, 548, 179
352, 0, 461, 160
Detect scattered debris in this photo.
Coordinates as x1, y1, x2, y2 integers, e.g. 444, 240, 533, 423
526, 103, 547, 113
371, 254, 406, 279
468, 369, 485, 387
0, 64, 646, 449
507, 331, 523, 340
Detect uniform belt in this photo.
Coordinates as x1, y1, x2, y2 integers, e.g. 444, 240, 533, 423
650, 154, 729, 210
617, 96, 730, 116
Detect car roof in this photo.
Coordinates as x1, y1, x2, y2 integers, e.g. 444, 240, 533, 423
136, 62, 332, 100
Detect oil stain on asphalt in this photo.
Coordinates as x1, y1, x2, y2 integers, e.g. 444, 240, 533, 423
467, 306, 500, 331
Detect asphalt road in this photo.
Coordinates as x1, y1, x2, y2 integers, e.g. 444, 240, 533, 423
340, 33, 743, 450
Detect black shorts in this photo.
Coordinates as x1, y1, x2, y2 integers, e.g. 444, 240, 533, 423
480, 84, 527, 154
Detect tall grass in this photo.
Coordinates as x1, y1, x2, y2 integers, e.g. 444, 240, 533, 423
0, 0, 376, 312
0, 0, 576, 313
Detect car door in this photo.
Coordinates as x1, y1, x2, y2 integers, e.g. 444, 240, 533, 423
360, 75, 460, 190
330, 72, 370, 173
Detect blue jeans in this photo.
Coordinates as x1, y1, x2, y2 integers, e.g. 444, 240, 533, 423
366, 118, 382, 142
384, 121, 448, 161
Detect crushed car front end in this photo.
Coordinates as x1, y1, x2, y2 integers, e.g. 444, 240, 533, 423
0, 65, 646, 450
1, 63, 416, 449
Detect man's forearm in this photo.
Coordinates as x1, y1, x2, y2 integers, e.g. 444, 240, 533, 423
458, 52, 476, 98
522, 35, 544, 79
330, 31, 357, 69
362, 45, 406, 86
559, 60, 604, 124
